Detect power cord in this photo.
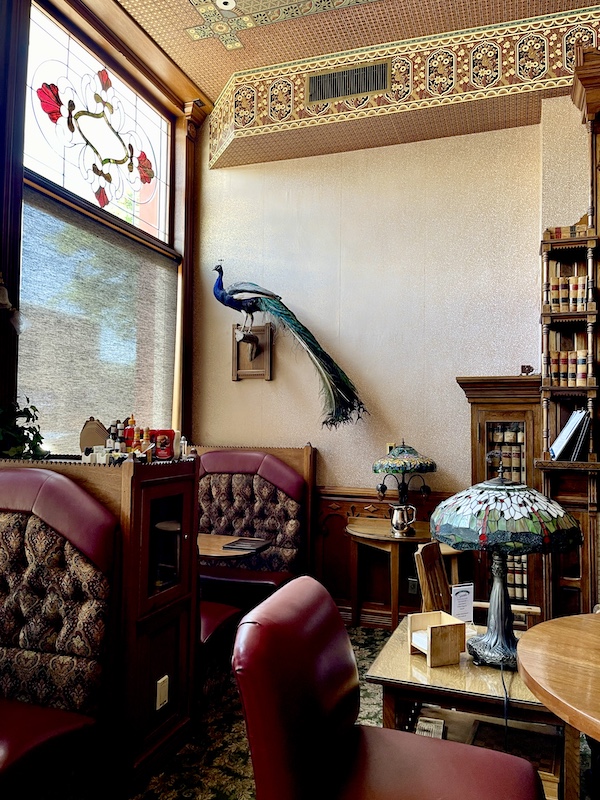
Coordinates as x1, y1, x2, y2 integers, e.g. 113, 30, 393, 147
500, 663, 509, 752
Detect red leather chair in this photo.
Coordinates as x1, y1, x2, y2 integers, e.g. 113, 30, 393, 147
232, 575, 545, 800
0, 468, 117, 795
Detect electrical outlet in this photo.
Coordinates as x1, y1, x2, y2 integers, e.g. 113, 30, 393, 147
407, 577, 418, 595
156, 674, 169, 710
386, 442, 396, 454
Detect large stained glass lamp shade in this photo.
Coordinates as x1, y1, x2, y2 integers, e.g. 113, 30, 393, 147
430, 472, 582, 670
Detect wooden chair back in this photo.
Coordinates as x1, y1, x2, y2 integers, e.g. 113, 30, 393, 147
414, 540, 452, 613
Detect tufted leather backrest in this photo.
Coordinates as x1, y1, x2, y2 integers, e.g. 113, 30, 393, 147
197, 451, 306, 573
0, 469, 117, 715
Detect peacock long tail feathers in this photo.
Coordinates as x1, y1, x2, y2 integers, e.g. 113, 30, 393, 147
256, 296, 367, 429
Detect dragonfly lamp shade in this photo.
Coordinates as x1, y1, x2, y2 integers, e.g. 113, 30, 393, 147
373, 441, 437, 504
430, 474, 582, 670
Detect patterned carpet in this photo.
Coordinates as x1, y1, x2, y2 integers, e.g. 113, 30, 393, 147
130, 626, 592, 800
130, 626, 390, 800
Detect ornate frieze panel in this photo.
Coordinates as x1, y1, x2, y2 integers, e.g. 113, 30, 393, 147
209, 9, 600, 167
186, 0, 382, 51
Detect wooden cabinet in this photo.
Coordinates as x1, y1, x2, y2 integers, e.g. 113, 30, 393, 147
119, 458, 199, 777
456, 376, 544, 624
0, 457, 199, 780
456, 375, 542, 489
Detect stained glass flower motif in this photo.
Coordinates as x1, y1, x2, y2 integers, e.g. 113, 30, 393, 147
430, 477, 582, 554
34, 67, 156, 211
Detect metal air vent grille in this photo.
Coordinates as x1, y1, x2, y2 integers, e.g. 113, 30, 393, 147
307, 60, 389, 104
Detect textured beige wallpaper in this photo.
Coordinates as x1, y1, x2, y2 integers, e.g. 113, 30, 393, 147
193, 95, 588, 493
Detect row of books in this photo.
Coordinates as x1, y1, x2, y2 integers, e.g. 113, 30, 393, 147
543, 222, 589, 240
549, 408, 591, 461
487, 445, 525, 483
506, 554, 528, 602
549, 273, 589, 312
548, 350, 588, 387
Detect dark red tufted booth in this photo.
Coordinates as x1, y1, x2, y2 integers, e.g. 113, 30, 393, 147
197, 449, 307, 611
0, 468, 117, 792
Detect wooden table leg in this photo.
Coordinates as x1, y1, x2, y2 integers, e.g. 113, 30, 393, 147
563, 723, 580, 800
350, 538, 360, 626
389, 545, 400, 631
382, 688, 414, 731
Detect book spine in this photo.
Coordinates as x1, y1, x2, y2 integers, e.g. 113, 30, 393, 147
501, 445, 512, 475
521, 556, 528, 603
559, 350, 569, 386
487, 449, 500, 479
576, 350, 588, 387
559, 274, 570, 311
511, 444, 521, 483
578, 275, 588, 311
514, 555, 524, 600
550, 275, 560, 311
569, 275, 579, 311
550, 350, 560, 385
568, 350, 577, 387
506, 554, 516, 599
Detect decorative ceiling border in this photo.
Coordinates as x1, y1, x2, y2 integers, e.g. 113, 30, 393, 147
186, 0, 383, 51
209, 7, 600, 167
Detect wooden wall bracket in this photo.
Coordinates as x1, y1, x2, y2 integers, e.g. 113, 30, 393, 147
232, 323, 273, 380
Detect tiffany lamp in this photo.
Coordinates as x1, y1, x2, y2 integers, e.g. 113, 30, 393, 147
373, 441, 437, 504
430, 466, 582, 670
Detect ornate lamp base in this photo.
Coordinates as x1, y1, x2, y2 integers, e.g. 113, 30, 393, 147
467, 630, 517, 670
467, 550, 518, 670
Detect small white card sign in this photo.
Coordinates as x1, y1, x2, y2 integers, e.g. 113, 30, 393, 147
451, 582, 474, 623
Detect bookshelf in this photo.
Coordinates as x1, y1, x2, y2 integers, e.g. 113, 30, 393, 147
533, 45, 600, 619
540, 235, 598, 461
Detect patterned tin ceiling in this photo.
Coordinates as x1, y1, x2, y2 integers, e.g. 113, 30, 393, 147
112, 0, 600, 165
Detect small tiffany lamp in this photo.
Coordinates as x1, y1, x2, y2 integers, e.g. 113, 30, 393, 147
373, 441, 437, 504
430, 466, 582, 670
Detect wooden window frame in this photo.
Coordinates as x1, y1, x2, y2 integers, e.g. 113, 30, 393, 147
0, 0, 212, 437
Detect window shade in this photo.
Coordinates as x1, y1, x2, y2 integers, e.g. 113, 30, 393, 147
18, 185, 178, 455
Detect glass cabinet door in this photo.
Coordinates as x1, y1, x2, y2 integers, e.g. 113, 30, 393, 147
485, 419, 526, 483
475, 409, 537, 488
138, 476, 195, 615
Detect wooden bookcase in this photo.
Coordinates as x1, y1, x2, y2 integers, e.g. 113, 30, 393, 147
456, 375, 544, 624
528, 45, 600, 619
540, 234, 599, 461
0, 457, 200, 782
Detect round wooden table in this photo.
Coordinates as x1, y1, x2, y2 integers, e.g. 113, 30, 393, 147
345, 518, 461, 630
517, 613, 600, 740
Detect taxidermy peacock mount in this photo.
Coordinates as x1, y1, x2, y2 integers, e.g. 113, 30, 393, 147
212, 264, 367, 429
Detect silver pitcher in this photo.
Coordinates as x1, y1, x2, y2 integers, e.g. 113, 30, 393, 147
390, 504, 417, 537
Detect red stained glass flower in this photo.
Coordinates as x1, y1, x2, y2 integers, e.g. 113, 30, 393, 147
98, 69, 112, 92
37, 83, 63, 124
478, 532, 487, 543
94, 186, 109, 208
137, 151, 155, 184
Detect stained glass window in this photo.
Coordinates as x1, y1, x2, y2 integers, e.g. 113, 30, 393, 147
24, 4, 171, 243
